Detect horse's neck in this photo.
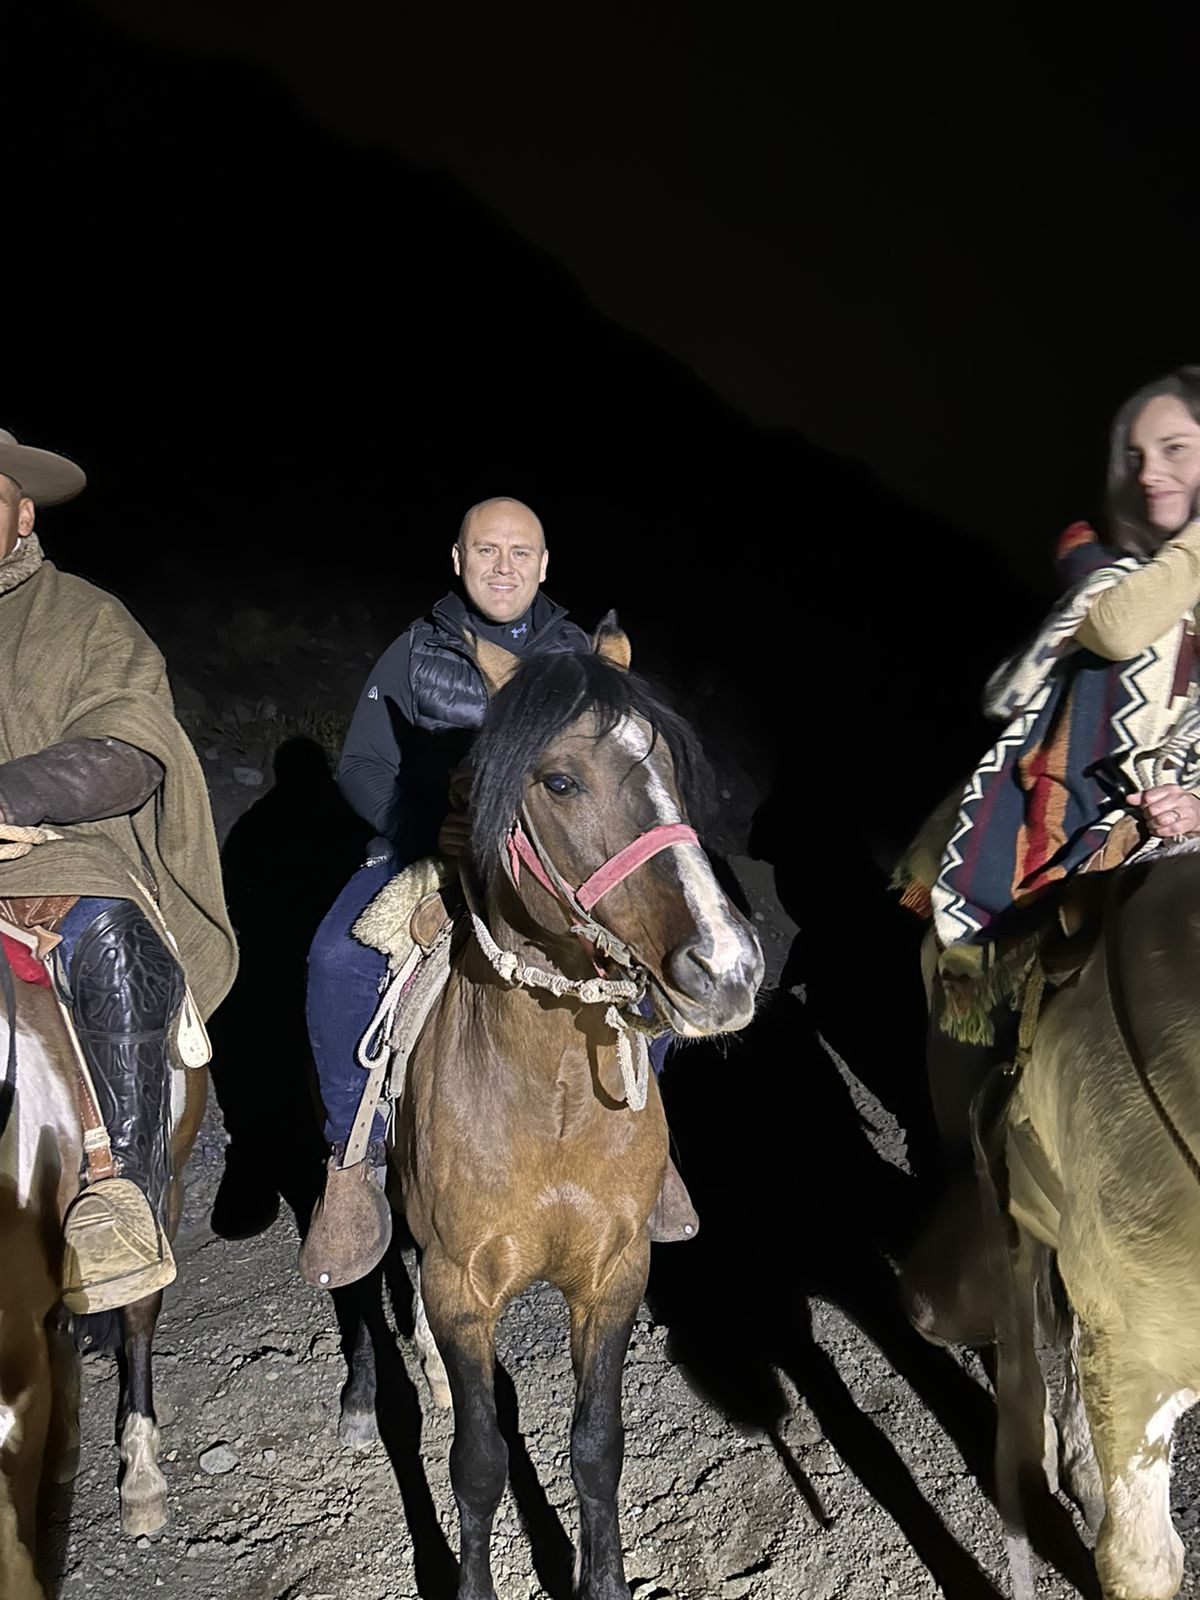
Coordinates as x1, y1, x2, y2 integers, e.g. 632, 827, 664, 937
461, 881, 621, 1094
482, 880, 598, 987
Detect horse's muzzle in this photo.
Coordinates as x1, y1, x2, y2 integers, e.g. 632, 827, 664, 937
658, 926, 764, 1035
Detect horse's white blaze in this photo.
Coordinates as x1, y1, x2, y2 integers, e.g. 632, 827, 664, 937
613, 718, 759, 995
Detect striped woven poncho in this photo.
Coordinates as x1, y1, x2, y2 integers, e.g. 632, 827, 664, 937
928, 523, 1200, 948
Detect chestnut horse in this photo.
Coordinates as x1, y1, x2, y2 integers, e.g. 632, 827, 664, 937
349, 622, 763, 1600
0, 965, 204, 1600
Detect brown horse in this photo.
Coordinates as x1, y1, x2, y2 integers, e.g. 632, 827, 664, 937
987, 847, 1200, 1600
0, 968, 204, 1600
350, 623, 763, 1600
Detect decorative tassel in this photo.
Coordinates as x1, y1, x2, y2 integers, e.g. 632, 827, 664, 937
898, 880, 933, 918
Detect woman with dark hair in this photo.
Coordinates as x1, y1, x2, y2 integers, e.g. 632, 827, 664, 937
899, 366, 1200, 965
897, 368, 1200, 1341
1106, 366, 1200, 558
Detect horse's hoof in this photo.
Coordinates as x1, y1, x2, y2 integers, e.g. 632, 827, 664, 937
121, 1490, 167, 1539
338, 1407, 379, 1450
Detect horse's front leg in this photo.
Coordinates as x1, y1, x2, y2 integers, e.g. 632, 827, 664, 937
44, 1306, 81, 1485
334, 1268, 385, 1449
422, 1251, 507, 1600
117, 1292, 167, 1537
1077, 1318, 1192, 1600
567, 1240, 649, 1600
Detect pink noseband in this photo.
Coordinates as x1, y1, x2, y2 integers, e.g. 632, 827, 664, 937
507, 820, 700, 914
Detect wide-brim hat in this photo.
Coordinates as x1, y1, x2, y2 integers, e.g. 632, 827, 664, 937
0, 428, 86, 506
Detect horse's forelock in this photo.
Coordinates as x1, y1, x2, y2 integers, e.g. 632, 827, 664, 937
469, 652, 710, 879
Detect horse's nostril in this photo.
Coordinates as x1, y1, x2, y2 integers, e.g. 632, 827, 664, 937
666, 941, 717, 999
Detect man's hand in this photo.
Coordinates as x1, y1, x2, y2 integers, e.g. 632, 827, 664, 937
437, 809, 472, 859
447, 761, 473, 813
1128, 783, 1200, 838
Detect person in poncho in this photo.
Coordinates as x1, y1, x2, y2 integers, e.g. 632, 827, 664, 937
0, 428, 236, 1314
896, 368, 1200, 1342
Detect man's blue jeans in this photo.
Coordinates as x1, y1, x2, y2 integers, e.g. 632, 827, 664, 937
306, 858, 674, 1147
58, 896, 125, 974
306, 859, 392, 1145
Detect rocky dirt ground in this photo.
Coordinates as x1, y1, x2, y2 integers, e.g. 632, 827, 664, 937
33, 607, 1200, 1599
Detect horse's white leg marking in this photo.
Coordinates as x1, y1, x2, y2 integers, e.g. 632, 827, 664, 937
414, 1264, 451, 1411
1079, 1315, 1195, 1600
1100, 1443, 1186, 1600
119, 1413, 167, 1537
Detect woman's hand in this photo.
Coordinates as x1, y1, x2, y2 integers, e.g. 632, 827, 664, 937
1128, 784, 1200, 838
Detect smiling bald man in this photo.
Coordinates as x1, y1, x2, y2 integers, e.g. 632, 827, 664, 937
276, 497, 700, 1287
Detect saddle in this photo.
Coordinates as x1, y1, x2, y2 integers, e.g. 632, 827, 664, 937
342, 858, 463, 1165
0, 894, 79, 979
298, 860, 462, 1289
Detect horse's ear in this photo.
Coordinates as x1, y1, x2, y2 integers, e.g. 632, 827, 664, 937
468, 631, 521, 696
592, 609, 632, 672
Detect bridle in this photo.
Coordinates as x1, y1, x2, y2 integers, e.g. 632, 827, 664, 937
450, 804, 701, 1112
505, 804, 699, 973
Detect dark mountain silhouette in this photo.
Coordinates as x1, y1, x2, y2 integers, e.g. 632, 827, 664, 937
11, 0, 1040, 844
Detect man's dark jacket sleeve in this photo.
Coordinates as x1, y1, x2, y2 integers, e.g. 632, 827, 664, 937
0, 737, 164, 826
336, 632, 415, 844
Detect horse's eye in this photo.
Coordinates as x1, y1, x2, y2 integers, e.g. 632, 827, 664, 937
543, 773, 578, 796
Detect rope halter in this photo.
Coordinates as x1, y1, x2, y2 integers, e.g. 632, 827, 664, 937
463, 807, 701, 1110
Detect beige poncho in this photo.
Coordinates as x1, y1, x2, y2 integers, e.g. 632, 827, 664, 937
0, 534, 236, 1019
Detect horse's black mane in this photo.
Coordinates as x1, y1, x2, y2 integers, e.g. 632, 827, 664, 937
470, 651, 712, 878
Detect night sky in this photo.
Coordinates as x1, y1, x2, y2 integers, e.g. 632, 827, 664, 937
9, 3, 1191, 840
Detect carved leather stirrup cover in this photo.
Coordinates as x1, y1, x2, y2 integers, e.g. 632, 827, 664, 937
61, 1177, 177, 1314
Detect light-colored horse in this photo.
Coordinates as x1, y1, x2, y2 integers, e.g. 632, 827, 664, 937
1002, 848, 1200, 1600
0, 972, 202, 1600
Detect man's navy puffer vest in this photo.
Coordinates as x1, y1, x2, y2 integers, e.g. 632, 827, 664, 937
389, 598, 588, 862
407, 609, 588, 732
